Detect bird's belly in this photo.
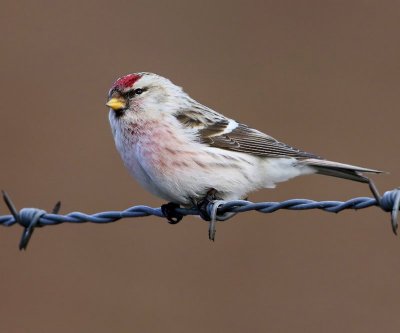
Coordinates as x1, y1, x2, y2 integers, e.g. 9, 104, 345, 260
130, 140, 265, 205
115, 125, 314, 205
122, 143, 180, 202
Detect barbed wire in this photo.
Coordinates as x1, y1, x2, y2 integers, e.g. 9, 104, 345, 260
1, 186, 400, 250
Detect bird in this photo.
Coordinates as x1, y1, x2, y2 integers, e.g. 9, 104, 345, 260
106, 72, 382, 226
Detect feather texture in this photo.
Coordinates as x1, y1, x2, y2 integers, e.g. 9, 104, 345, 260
108, 72, 383, 205
174, 107, 382, 184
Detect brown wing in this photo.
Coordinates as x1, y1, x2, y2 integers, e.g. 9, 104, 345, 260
175, 109, 320, 159
200, 122, 320, 159
174, 109, 382, 184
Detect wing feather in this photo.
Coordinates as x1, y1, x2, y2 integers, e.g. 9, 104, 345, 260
173, 108, 382, 183
174, 109, 319, 159
201, 123, 320, 159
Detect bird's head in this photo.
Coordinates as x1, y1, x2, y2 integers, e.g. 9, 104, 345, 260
106, 72, 188, 120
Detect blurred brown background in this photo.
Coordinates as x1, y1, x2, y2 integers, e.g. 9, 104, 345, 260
1, 1, 399, 332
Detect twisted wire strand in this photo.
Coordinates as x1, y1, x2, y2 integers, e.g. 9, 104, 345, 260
0, 197, 379, 227
1, 188, 399, 249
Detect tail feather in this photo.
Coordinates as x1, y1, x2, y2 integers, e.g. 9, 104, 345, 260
300, 158, 383, 183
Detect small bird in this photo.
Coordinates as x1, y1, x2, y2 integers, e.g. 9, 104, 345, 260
106, 72, 381, 224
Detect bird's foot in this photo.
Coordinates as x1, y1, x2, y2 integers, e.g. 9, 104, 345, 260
197, 189, 221, 221
161, 202, 183, 224
196, 189, 222, 241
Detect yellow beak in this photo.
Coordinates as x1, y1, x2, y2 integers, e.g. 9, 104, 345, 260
106, 97, 126, 111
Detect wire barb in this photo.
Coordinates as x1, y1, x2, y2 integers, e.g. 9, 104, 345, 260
379, 188, 400, 234
2, 191, 61, 250
1, 187, 400, 249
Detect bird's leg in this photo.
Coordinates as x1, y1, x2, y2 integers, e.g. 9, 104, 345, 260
161, 202, 183, 224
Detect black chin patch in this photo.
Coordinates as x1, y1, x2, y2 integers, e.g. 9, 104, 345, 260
114, 109, 125, 118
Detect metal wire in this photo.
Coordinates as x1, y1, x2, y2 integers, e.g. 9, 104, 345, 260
1, 188, 400, 250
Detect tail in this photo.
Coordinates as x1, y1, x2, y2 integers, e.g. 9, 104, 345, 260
299, 158, 383, 183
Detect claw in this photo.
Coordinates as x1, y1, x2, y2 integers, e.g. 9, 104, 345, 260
161, 202, 183, 224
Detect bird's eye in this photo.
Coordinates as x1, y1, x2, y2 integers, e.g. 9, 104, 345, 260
126, 88, 145, 98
